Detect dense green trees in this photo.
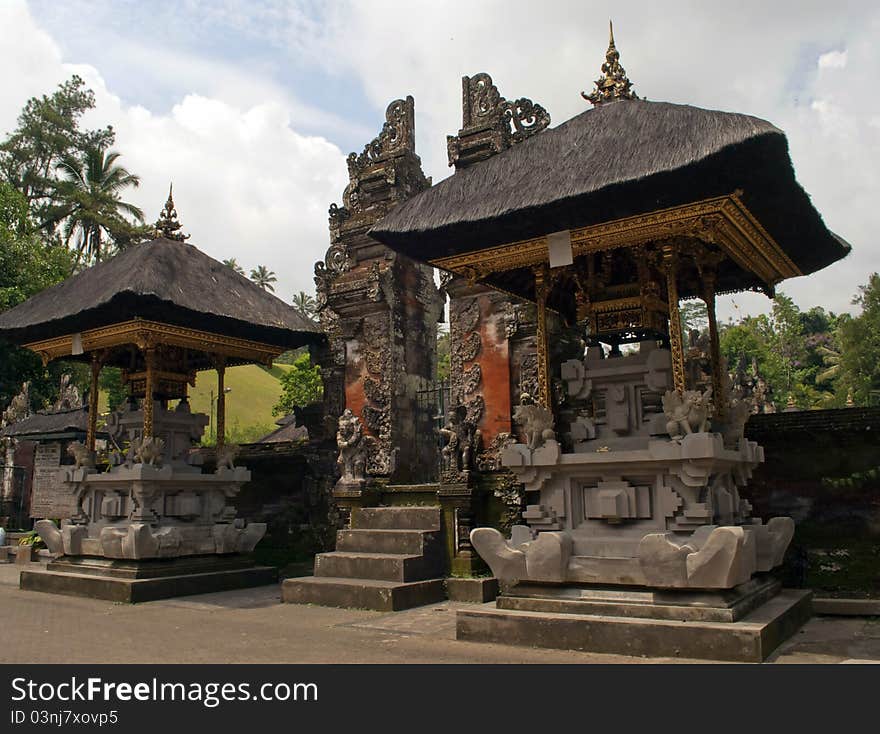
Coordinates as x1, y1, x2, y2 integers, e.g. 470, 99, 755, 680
0, 183, 85, 409
836, 274, 880, 406
0, 76, 145, 412
718, 281, 880, 410
1, 76, 148, 269
272, 352, 323, 416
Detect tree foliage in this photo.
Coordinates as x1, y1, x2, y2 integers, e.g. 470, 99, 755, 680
0, 76, 114, 241
0, 182, 82, 410
291, 290, 317, 319
272, 352, 323, 416
249, 264, 276, 292
837, 274, 880, 406
55, 146, 148, 266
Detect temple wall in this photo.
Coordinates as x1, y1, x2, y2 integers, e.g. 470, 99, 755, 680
743, 408, 880, 597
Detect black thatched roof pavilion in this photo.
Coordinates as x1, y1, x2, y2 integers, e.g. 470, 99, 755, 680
0, 190, 322, 451
369, 24, 851, 409
0, 236, 321, 363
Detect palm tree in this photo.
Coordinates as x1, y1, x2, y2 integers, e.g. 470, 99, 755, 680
54, 146, 145, 267
292, 290, 317, 318
816, 346, 841, 384
249, 265, 276, 292
223, 258, 245, 275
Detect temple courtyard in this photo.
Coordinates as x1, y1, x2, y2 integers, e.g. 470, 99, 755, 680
2, 565, 877, 664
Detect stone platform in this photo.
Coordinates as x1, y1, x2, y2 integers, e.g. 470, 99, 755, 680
456, 582, 812, 662
282, 506, 446, 611
20, 554, 277, 603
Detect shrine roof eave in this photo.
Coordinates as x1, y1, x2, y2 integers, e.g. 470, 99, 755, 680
0, 237, 324, 352
12, 318, 298, 370
0, 408, 107, 440
370, 100, 850, 281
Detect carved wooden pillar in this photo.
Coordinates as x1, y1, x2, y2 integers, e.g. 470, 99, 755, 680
662, 244, 686, 395
533, 265, 552, 408
86, 353, 102, 452
702, 270, 725, 418
216, 358, 227, 450
143, 347, 156, 438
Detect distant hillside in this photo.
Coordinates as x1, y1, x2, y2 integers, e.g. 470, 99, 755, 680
100, 363, 292, 444
189, 363, 292, 444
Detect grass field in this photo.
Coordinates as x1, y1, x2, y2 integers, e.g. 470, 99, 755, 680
100, 363, 292, 444
190, 363, 292, 443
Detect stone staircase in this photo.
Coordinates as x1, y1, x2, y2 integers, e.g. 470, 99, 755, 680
281, 506, 447, 612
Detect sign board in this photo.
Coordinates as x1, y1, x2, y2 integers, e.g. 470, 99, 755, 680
29, 443, 74, 519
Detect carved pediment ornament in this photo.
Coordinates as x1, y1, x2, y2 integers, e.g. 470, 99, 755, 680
448, 72, 550, 168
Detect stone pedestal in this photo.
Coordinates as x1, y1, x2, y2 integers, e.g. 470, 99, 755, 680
26, 405, 270, 601
20, 555, 277, 603
464, 342, 808, 659
456, 586, 812, 662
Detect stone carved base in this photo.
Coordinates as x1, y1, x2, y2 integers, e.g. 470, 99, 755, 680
36, 462, 264, 561
473, 432, 793, 590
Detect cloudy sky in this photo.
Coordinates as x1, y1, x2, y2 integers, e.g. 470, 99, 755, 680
1, 0, 876, 319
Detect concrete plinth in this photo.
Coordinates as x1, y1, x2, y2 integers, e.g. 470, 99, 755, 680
445, 577, 499, 603
456, 588, 812, 662
498, 577, 782, 623
281, 576, 445, 612
19, 555, 277, 603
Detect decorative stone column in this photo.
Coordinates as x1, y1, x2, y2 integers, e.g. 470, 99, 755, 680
314, 96, 443, 515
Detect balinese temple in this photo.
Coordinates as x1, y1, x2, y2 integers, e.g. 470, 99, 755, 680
369, 24, 851, 660
0, 190, 323, 601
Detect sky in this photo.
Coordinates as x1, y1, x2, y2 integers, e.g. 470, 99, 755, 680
0, 0, 877, 320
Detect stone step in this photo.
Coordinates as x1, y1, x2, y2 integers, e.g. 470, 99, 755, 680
314, 551, 441, 582
352, 506, 441, 531
336, 528, 440, 555
281, 576, 446, 612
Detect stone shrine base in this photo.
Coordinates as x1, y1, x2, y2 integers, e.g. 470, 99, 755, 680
456, 579, 812, 662
19, 554, 277, 603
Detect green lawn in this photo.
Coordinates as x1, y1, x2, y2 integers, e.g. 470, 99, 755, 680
100, 363, 292, 444
190, 363, 292, 443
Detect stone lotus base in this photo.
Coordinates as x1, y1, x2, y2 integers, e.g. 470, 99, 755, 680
19, 554, 277, 603
37, 518, 267, 561
472, 517, 794, 590
456, 581, 813, 662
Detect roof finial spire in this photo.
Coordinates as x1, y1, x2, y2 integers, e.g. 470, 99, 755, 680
154, 183, 190, 241
582, 20, 639, 106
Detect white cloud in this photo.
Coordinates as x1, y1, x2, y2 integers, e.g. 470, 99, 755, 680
818, 50, 848, 69
297, 0, 880, 319
4, 0, 879, 322
0, 0, 348, 304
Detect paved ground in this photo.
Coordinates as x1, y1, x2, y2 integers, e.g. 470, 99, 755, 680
2, 565, 878, 664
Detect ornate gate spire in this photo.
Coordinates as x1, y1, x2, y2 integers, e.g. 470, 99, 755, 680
583, 20, 639, 105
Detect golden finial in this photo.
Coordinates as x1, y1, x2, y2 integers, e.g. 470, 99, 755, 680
583, 20, 639, 106
154, 183, 190, 241
846, 389, 855, 407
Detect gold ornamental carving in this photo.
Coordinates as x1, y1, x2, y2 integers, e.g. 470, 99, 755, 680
430, 194, 801, 290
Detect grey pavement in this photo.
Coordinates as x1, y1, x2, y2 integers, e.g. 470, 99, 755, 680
1, 565, 878, 664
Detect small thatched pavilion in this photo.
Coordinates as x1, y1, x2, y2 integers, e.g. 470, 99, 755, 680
0, 191, 323, 601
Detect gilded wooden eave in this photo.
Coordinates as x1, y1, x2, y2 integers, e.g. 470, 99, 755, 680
24, 318, 283, 368
430, 193, 802, 290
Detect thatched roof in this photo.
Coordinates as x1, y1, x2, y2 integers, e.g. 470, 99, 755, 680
0, 407, 105, 440
371, 100, 850, 278
0, 238, 323, 349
